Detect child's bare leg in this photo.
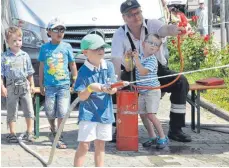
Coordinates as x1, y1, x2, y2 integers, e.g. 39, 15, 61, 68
140, 114, 157, 138
147, 113, 165, 139
25, 118, 33, 133
57, 118, 63, 129
74, 142, 90, 167
94, 140, 105, 167
48, 119, 56, 131
9, 121, 16, 134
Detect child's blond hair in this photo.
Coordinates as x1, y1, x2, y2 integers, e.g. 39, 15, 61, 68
5, 26, 23, 40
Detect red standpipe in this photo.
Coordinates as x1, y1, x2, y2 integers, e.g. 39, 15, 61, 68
116, 90, 139, 151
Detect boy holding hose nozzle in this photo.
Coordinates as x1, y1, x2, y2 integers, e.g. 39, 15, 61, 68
124, 33, 169, 149
73, 34, 118, 167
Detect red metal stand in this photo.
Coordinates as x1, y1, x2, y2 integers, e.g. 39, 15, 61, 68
116, 90, 138, 151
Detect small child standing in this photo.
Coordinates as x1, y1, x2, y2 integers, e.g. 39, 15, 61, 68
125, 33, 169, 149
1, 26, 35, 143
74, 34, 117, 167
38, 18, 77, 149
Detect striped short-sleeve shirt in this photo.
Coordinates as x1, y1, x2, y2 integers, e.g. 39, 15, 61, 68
135, 53, 160, 94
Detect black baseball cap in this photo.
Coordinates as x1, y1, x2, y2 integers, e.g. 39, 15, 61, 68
120, 0, 141, 14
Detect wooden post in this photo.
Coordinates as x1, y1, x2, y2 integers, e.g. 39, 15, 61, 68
208, 0, 213, 35
220, 0, 226, 48
225, 0, 229, 43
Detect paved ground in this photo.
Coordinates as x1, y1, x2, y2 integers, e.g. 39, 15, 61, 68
1, 93, 229, 167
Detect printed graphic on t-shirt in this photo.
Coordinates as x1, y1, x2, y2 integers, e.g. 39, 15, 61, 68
46, 52, 68, 81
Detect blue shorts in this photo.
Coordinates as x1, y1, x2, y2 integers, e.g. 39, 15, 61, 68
45, 84, 70, 119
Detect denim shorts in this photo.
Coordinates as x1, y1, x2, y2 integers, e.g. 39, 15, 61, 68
45, 84, 70, 119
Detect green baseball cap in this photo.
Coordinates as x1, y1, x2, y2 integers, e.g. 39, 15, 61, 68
77, 34, 110, 55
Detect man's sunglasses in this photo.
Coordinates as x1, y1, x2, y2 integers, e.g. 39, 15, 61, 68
51, 28, 65, 33
124, 10, 142, 18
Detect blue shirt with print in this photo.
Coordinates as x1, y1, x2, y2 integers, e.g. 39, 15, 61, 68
74, 60, 117, 124
38, 42, 75, 86
1, 49, 35, 80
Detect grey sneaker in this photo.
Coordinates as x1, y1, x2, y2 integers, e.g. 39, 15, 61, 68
23, 131, 35, 142
142, 137, 159, 147
6, 134, 18, 143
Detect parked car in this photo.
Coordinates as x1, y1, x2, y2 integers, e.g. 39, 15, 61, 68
167, 0, 207, 17
1, 0, 165, 86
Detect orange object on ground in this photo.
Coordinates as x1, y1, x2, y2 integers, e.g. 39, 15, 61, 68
116, 90, 138, 151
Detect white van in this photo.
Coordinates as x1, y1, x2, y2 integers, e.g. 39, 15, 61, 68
1, 0, 165, 85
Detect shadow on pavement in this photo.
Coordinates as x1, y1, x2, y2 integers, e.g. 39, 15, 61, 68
2, 121, 229, 158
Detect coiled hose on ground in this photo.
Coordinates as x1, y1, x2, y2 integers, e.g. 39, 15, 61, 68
18, 97, 80, 167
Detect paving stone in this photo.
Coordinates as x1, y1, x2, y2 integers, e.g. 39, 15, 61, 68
2, 94, 229, 167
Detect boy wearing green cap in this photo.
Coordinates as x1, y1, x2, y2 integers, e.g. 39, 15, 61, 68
73, 34, 117, 167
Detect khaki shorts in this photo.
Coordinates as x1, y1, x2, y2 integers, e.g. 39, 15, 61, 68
6, 80, 34, 123
138, 90, 161, 114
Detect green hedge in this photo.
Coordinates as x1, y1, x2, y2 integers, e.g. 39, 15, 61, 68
167, 33, 229, 112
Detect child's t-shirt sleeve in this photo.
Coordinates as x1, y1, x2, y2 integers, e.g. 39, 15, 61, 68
25, 53, 35, 76
144, 57, 157, 73
38, 45, 45, 62
74, 71, 86, 92
107, 61, 117, 84
67, 43, 75, 63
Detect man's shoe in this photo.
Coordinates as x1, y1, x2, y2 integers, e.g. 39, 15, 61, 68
168, 129, 191, 142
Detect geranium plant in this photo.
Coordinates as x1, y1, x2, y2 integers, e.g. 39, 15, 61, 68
167, 32, 215, 71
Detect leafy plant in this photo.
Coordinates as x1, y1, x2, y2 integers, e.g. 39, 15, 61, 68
167, 32, 215, 71
167, 33, 229, 112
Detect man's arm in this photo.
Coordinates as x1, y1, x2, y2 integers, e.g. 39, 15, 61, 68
111, 29, 125, 80
148, 19, 184, 37
111, 57, 122, 80
158, 24, 184, 37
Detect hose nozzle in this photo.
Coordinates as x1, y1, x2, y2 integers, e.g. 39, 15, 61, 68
110, 81, 130, 89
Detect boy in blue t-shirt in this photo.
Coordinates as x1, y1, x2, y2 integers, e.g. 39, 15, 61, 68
73, 34, 117, 167
38, 17, 77, 149
125, 33, 169, 149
